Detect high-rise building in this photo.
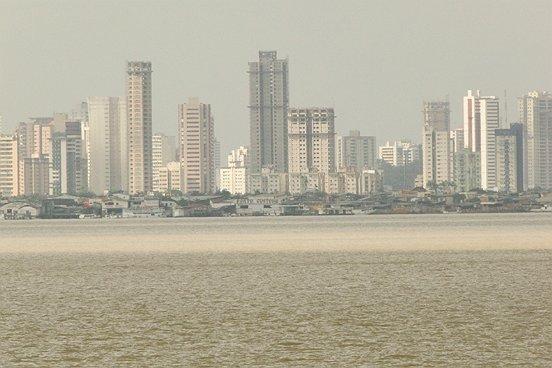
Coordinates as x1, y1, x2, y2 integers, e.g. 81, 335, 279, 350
87, 97, 125, 195
152, 133, 176, 192
463, 90, 481, 152
479, 96, 500, 190
378, 140, 420, 167
118, 100, 128, 192
510, 123, 527, 191
450, 128, 464, 154
248, 51, 289, 174
16, 118, 54, 195
518, 91, 552, 189
70, 101, 89, 122
126, 61, 153, 194
422, 101, 451, 188
0, 134, 19, 197
288, 107, 335, 174
63, 122, 87, 195
495, 129, 518, 193
214, 138, 221, 191
378, 141, 405, 166
157, 161, 183, 193
52, 112, 69, 133
453, 149, 480, 192
178, 97, 215, 194
400, 140, 422, 163
449, 129, 464, 177
338, 130, 377, 171
25, 118, 54, 158
21, 156, 49, 196
50, 132, 64, 195
219, 146, 249, 194
463, 90, 501, 190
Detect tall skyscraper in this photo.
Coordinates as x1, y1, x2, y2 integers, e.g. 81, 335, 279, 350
87, 97, 125, 195
479, 96, 500, 190
463, 90, 481, 152
248, 51, 289, 174
338, 130, 377, 171
288, 107, 336, 174
518, 91, 552, 190
422, 101, 451, 188
118, 100, 128, 192
63, 122, 87, 195
463, 90, 501, 190
510, 123, 527, 191
178, 97, 215, 194
126, 61, 153, 194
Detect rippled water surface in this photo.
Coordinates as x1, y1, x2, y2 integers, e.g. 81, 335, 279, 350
1, 214, 552, 366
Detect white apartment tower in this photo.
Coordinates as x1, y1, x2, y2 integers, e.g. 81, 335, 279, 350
126, 61, 153, 194
87, 96, 124, 195
152, 133, 176, 192
0, 134, 19, 197
157, 161, 183, 193
178, 97, 215, 194
463, 90, 481, 152
219, 146, 249, 194
463, 90, 501, 190
518, 91, 552, 189
422, 101, 451, 188
378, 141, 405, 166
479, 96, 500, 190
450, 128, 464, 154
288, 108, 336, 174
16, 118, 54, 195
248, 51, 289, 174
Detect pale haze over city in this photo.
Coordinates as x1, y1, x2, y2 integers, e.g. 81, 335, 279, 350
1, 0, 551, 154
2, 1, 552, 366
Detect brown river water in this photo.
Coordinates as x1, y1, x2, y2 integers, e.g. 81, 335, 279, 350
1, 213, 551, 366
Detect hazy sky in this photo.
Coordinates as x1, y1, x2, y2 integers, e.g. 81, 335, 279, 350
1, 0, 551, 154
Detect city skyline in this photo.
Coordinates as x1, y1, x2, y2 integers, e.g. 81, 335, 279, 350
1, 54, 551, 196
2, 1, 551, 156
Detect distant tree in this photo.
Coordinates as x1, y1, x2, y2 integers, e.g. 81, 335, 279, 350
176, 198, 188, 207
381, 160, 422, 190
218, 189, 232, 199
